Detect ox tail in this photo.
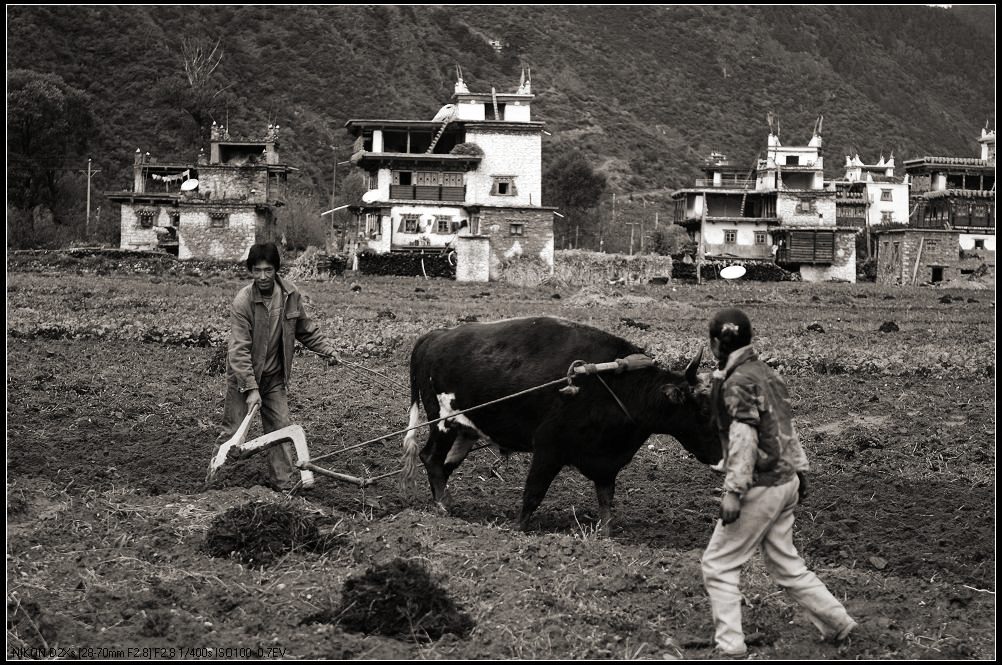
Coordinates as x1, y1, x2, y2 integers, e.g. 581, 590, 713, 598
400, 401, 423, 495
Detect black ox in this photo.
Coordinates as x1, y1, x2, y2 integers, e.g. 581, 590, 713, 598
400, 316, 721, 534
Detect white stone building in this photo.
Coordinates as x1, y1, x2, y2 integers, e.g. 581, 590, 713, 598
108, 124, 293, 260
344, 70, 554, 281
673, 119, 857, 282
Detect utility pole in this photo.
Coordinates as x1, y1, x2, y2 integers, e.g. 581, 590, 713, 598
331, 147, 339, 251
85, 158, 102, 241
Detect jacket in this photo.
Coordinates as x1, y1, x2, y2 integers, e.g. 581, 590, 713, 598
711, 345, 809, 495
226, 276, 336, 392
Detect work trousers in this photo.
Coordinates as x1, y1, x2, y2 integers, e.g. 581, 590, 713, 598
701, 476, 854, 655
219, 372, 298, 490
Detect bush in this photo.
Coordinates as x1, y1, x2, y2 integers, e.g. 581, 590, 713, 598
450, 142, 484, 157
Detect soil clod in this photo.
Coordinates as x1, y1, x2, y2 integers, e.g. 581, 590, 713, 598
310, 558, 473, 641
203, 501, 341, 565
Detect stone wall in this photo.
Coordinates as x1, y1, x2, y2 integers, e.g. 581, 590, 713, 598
120, 204, 174, 251
777, 192, 837, 227
197, 167, 270, 203
876, 230, 961, 285
177, 206, 260, 261
478, 207, 553, 280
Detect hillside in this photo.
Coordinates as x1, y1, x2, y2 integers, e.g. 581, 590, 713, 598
6, 5, 995, 247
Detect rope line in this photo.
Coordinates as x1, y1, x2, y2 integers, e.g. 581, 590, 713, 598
308, 376, 569, 464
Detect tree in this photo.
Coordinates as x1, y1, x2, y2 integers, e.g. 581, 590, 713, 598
7, 69, 95, 247
7, 69, 94, 213
543, 151, 608, 249
154, 36, 233, 145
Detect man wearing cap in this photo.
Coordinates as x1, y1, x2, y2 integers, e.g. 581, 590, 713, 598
700, 308, 857, 658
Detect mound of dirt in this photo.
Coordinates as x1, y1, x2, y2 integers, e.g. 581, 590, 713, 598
321, 558, 473, 641
203, 501, 339, 565
566, 286, 655, 308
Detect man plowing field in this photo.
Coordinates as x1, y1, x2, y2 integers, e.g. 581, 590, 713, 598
213, 242, 340, 491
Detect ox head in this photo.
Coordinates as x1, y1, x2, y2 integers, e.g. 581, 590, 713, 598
659, 347, 722, 465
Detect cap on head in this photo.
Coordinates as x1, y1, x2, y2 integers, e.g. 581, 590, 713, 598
709, 308, 753, 356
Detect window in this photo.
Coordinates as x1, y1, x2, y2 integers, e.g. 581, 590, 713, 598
367, 171, 378, 189
974, 239, 985, 250
509, 223, 525, 236
137, 209, 156, 228
435, 216, 452, 234
209, 212, 229, 228
724, 229, 737, 244
881, 211, 893, 224
469, 215, 481, 234
402, 214, 420, 233
796, 198, 815, 213
393, 171, 413, 186
365, 213, 379, 237
924, 240, 938, 251
754, 231, 767, 245
416, 171, 440, 186
442, 172, 463, 187
880, 189, 893, 202
168, 211, 180, 227
492, 176, 517, 196
786, 155, 800, 166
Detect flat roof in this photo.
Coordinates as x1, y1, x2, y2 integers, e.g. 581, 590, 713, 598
345, 119, 545, 134
903, 157, 992, 169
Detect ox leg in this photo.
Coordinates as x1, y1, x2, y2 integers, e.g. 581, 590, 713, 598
420, 429, 458, 512
517, 450, 563, 532
594, 479, 616, 538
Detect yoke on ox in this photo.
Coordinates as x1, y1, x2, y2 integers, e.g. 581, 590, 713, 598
400, 317, 721, 535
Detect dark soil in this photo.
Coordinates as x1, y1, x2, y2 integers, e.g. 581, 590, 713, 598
306, 558, 474, 641
6, 270, 996, 659
203, 501, 343, 566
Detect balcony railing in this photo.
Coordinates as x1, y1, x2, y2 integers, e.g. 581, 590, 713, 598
389, 185, 466, 202
693, 178, 756, 189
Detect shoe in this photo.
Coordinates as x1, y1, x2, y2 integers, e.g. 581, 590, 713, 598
710, 647, 748, 659
832, 619, 858, 643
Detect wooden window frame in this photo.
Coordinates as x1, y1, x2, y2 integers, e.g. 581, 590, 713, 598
209, 212, 229, 228
402, 214, 420, 233
137, 209, 157, 229
435, 216, 452, 234
492, 176, 518, 197
509, 222, 525, 236
724, 229, 737, 244
796, 198, 815, 214
754, 231, 767, 245
880, 189, 893, 202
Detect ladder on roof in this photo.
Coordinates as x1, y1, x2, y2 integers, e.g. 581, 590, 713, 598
426, 117, 452, 154
739, 154, 760, 217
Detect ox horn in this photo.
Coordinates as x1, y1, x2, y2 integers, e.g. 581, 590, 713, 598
685, 347, 703, 384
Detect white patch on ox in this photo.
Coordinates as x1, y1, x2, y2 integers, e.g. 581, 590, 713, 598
436, 393, 486, 434
436, 393, 486, 464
